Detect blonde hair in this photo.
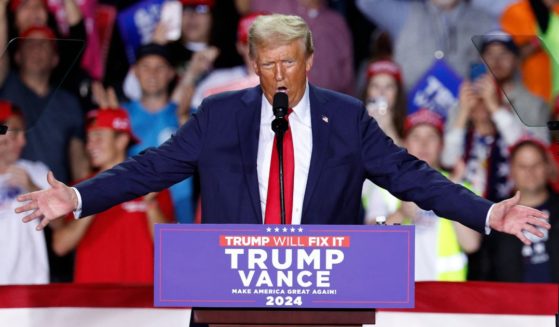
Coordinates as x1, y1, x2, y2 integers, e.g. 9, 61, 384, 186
248, 14, 314, 58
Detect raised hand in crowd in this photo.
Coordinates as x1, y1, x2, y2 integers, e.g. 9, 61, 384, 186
183, 46, 220, 84
91, 81, 119, 109
474, 74, 500, 114
453, 81, 478, 129
62, 0, 83, 26
174, 46, 220, 124
151, 20, 170, 45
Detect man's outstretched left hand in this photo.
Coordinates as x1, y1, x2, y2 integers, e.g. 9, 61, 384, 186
489, 191, 551, 245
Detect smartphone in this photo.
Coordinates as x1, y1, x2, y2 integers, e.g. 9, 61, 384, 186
469, 62, 487, 81
160, 0, 182, 41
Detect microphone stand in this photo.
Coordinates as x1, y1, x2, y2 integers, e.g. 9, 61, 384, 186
272, 117, 288, 225
547, 121, 559, 327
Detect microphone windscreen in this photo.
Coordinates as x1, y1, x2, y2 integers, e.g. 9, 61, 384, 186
273, 92, 289, 114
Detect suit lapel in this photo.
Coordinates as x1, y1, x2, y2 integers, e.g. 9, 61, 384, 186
238, 86, 263, 223
302, 85, 330, 220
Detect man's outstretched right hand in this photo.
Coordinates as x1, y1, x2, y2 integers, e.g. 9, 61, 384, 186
15, 171, 78, 231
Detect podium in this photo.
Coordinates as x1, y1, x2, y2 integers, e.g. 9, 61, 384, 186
154, 224, 413, 327
192, 308, 375, 326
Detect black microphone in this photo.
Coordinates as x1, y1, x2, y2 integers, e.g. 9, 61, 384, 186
0, 125, 7, 135
272, 92, 289, 134
273, 92, 289, 118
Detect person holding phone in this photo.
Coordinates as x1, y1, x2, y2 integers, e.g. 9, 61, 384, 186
443, 77, 525, 203
124, 0, 219, 103
479, 32, 549, 143
443, 32, 550, 203
469, 62, 488, 82
442, 32, 552, 281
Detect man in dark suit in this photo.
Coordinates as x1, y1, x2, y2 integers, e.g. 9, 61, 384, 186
16, 14, 549, 244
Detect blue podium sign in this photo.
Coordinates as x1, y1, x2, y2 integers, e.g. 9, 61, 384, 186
154, 224, 414, 309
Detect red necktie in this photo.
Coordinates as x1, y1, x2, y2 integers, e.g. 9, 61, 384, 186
264, 110, 294, 224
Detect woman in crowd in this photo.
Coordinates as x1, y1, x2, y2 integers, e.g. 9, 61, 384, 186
487, 138, 559, 282
361, 59, 406, 224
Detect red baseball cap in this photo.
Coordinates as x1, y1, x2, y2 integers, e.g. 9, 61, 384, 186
404, 108, 444, 136
366, 60, 402, 83
509, 135, 550, 158
0, 101, 22, 123
19, 25, 56, 39
19, 26, 56, 44
18, 26, 57, 52
10, 0, 47, 12
87, 108, 140, 145
237, 12, 267, 45
0, 101, 13, 122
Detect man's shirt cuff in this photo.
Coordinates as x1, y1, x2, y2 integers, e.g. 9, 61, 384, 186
485, 204, 494, 235
71, 187, 83, 219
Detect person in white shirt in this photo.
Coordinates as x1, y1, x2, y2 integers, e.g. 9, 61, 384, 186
0, 100, 49, 284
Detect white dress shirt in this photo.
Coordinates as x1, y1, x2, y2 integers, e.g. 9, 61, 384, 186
257, 84, 312, 225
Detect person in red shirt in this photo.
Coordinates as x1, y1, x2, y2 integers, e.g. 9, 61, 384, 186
52, 108, 174, 283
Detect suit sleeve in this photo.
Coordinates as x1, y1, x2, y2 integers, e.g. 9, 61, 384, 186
359, 109, 492, 233
76, 101, 210, 217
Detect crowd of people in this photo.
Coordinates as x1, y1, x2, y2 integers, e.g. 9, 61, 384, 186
1, 0, 558, 285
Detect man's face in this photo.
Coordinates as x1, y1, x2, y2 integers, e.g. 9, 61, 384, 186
15, 0, 48, 32
252, 40, 313, 108
404, 124, 442, 168
511, 145, 549, 194
134, 55, 175, 97
482, 43, 516, 83
16, 32, 58, 75
182, 7, 212, 43
86, 128, 121, 169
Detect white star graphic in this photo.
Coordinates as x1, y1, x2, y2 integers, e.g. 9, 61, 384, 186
274, 227, 280, 232
282, 227, 288, 232
298, 227, 303, 232
290, 227, 296, 232
266, 227, 272, 232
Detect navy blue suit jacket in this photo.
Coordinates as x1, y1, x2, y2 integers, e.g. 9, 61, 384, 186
76, 85, 492, 232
